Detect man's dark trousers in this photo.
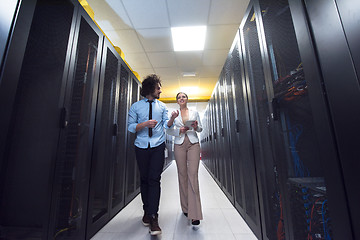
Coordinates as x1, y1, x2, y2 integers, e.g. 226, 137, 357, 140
135, 142, 165, 216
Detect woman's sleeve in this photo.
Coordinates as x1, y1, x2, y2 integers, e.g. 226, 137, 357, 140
166, 119, 180, 136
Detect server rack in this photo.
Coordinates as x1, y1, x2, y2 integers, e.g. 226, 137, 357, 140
219, 68, 234, 201
299, 0, 360, 238
201, 0, 358, 239
0, 1, 78, 238
230, 32, 261, 235
49, 4, 105, 238
0, 1, 141, 239
111, 63, 132, 216
86, 37, 124, 237
124, 77, 141, 204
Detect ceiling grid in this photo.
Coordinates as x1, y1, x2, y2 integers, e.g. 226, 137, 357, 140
86, 0, 249, 105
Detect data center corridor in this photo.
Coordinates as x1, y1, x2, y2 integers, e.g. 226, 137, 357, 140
91, 161, 257, 240
1, 0, 359, 239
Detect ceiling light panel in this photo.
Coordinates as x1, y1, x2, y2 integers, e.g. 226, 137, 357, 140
171, 26, 207, 51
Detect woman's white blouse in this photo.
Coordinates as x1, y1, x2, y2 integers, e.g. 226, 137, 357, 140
166, 109, 203, 144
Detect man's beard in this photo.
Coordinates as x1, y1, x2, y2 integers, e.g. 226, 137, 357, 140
151, 92, 160, 99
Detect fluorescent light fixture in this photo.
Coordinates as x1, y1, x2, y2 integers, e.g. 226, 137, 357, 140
182, 72, 196, 77
180, 86, 199, 96
171, 26, 207, 51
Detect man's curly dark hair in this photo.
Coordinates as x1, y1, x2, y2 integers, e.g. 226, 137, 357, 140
140, 74, 162, 97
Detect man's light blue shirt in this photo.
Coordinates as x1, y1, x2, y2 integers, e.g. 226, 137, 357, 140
128, 98, 171, 149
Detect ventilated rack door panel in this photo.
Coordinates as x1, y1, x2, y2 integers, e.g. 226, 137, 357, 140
0, 1, 75, 239
50, 8, 103, 239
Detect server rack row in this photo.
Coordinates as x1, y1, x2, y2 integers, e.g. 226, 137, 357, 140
200, 0, 359, 239
0, 0, 144, 239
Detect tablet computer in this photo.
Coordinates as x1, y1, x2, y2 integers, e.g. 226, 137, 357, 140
185, 120, 196, 128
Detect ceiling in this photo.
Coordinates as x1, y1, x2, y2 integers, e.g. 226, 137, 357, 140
85, 0, 249, 102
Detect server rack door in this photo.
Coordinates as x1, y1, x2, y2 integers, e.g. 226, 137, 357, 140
211, 99, 218, 178
220, 66, 235, 201
201, 110, 210, 168
86, 38, 119, 238
209, 98, 218, 180
229, 33, 260, 232
111, 64, 130, 214
133, 79, 141, 190
239, 4, 266, 237
256, 0, 354, 239
228, 38, 245, 212
0, 0, 37, 175
49, 6, 104, 239
300, 0, 359, 238
214, 85, 225, 186
125, 75, 141, 203
0, 1, 76, 239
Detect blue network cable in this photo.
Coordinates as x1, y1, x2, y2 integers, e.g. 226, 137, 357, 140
286, 116, 309, 178
322, 200, 331, 240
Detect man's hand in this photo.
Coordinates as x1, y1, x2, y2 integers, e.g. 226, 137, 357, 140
147, 119, 158, 128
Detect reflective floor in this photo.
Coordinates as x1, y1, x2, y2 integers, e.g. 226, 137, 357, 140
91, 161, 258, 240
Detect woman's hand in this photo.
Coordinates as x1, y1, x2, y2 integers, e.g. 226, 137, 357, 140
180, 126, 189, 134
191, 120, 198, 130
171, 110, 179, 120
167, 110, 179, 127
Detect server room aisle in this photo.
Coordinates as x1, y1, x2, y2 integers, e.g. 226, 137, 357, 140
91, 161, 257, 240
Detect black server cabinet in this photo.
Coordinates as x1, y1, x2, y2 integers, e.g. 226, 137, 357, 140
213, 86, 223, 186
0, 0, 141, 239
219, 69, 234, 201
244, 0, 354, 239
208, 98, 217, 180
0, 1, 77, 239
203, 0, 358, 239
0, 0, 37, 175
299, 0, 360, 238
239, 4, 271, 239
86, 37, 122, 238
49, 5, 104, 239
124, 77, 141, 204
228, 33, 261, 237
112, 64, 131, 211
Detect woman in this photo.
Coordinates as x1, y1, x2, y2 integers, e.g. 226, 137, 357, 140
167, 92, 203, 225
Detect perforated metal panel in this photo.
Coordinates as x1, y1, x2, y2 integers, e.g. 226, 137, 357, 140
90, 48, 118, 223
242, 7, 263, 224
0, 1, 74, 238
259, 0, 333, 239
111, 65, 129, 207
53, 13, 101, 239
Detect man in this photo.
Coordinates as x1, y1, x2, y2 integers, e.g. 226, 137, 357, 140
127, 74, 178, 235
